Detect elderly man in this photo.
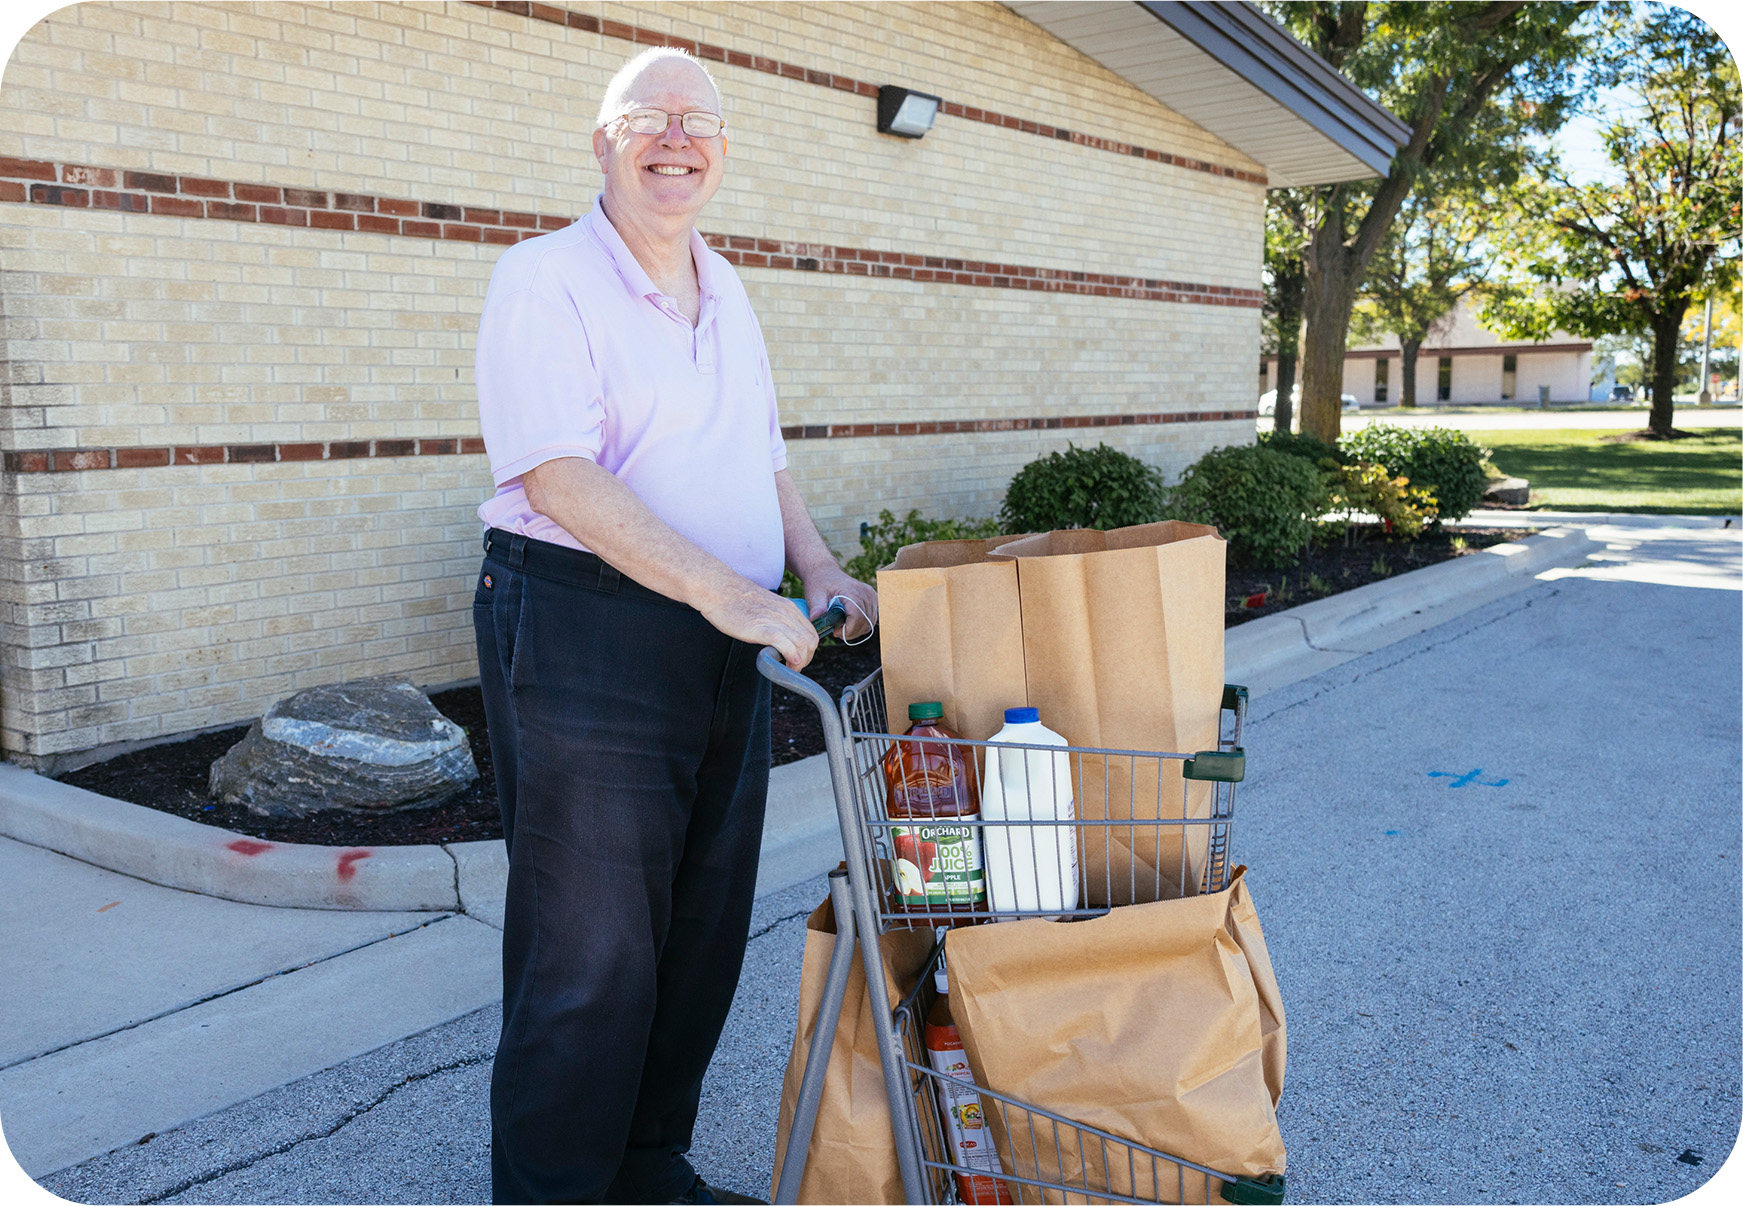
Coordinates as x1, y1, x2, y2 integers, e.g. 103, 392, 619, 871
472, 46, 876, 1206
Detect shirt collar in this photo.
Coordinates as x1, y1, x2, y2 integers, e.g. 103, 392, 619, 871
586, 194, 719, 304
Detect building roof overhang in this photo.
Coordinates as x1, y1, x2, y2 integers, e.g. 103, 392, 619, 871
1004, 1, 1411, 187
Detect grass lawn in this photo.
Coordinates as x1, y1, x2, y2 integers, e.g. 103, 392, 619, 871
1471, 427, 1742, 515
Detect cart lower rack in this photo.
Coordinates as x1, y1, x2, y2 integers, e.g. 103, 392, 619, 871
760, 652, 1282, 1206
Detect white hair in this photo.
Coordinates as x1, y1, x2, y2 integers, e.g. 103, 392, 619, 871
595, 47, 722, 128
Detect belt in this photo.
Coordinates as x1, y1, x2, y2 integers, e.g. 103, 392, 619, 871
482, 528, 673, 603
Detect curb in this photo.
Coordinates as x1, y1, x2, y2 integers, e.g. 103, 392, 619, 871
0, 752, 834, 914
0, 764, 465, 912
0, 524, 1601, 913
1226, 524, 1597, 682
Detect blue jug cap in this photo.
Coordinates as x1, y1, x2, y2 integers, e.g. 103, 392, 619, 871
1004, 706, 1040, 724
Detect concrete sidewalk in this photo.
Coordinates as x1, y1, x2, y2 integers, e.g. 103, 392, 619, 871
6, 515, 1739, 1203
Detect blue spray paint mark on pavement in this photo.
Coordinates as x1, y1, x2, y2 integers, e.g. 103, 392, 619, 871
1428, 769, 1510, 788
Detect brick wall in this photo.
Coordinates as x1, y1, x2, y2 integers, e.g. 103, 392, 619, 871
0, 1, 1265, 767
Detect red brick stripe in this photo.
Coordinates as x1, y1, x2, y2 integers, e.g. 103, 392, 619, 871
4, 438, 486, 475
705, 234, 1262, 306
465, 1, 1268, 187
780, 410, 1258, 440
0, 159, 562, 242
1, 156, 1263, 308
2, 415, 1259, 474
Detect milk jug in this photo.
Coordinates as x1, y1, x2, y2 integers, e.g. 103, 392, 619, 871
980, 707, 1078, 915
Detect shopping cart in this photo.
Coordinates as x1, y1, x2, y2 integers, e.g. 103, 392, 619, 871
759, 648, 1283, 1206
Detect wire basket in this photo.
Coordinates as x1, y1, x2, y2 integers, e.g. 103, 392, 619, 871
837, 668, 1247, 933
892, 943, 1274, 1206
759, 651, 1280, 1206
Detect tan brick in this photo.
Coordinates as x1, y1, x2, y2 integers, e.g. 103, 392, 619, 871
0, 0, 1267, 757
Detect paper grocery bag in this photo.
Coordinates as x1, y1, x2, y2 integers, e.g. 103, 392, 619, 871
769, 893, 937, 1204
989, 522, 1225, 905
944, 868, 1285, 1205
877, 536, 1030, 743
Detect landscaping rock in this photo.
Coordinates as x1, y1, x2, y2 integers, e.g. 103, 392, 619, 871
1484, 476, 1531, 506
209, 677, 478, 817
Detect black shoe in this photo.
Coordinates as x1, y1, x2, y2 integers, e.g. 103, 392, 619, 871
668, 1176, 766, 1205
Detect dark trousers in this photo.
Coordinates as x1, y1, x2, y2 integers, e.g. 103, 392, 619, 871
474, 531, 772, 1205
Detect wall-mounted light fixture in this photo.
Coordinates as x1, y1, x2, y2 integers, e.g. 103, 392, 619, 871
877, 85, 942, 138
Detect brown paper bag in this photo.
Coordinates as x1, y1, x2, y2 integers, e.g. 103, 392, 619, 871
989, 522, 1225, 905
944, 868, 1284, 1205
876, 536, 1030, 743
769, 894, 937, 1204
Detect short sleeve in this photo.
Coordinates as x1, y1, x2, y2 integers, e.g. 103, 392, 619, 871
475, 281, 604, 487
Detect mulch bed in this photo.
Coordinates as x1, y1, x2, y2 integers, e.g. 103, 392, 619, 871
1223, 526, 1526, 626
59, 527, 1524, 846
59, 640, 884, 848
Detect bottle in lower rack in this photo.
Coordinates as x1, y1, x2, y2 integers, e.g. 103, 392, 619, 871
923, 953, 1013, 1205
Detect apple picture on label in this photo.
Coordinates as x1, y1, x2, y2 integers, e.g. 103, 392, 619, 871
893, 833, 939, 894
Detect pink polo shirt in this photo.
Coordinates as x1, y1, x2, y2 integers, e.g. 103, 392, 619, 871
474, 197, 789, 589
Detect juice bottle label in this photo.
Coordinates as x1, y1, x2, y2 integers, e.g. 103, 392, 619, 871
892, 819, 986, 906
927, 1022, 1012, 1204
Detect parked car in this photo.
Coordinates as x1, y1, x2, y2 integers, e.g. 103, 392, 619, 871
1258, 386, 1362, 415
1608, 384, 1635, 403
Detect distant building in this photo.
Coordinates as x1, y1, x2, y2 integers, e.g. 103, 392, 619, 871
1263, 297, 1593, 406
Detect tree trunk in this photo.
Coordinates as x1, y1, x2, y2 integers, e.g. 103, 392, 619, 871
1399, 338, 1422, 408
1298, 229, 1363, 444
1274, 351, 1298, 434
1271, 264, 1306, 435
1648, 303, 1688, 435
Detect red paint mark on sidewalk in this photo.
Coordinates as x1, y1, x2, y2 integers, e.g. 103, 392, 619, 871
336, 850, 372, 880
227, 839, 273, 856
97, 901, 120, 912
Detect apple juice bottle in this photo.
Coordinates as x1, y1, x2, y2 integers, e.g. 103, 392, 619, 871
881, 702, 986, 919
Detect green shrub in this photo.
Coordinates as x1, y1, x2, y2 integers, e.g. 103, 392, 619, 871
1337, 424, 1490, 521
842, 509, 1003, 582
1165, 444, 1331, 566
1257, 430, 1345, 470
1331, 461, 1438, 539
999, 442, 1166, 534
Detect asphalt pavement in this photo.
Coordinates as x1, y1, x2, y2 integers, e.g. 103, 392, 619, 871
7, 517, 1740, 1205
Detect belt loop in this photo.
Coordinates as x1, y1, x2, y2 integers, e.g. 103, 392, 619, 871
507, 533, 528, 569
598, 559, 621, 593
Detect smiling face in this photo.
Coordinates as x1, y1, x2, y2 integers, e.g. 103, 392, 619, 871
592, 58, 724, 235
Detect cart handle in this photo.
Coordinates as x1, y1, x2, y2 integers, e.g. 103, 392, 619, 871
756, 646, 839, 717
759, 600, 849, 682
810, 600, 848, 637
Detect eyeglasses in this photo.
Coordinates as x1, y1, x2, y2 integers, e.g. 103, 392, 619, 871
612, 107, 726, 138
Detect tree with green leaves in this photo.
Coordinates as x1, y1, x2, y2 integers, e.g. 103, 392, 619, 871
1481, 3, 1741, 436
1352, 168, 1499, 407
1263, 1, 1592, 442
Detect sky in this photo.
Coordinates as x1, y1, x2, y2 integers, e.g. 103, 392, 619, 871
1548, 86, 1634, 184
